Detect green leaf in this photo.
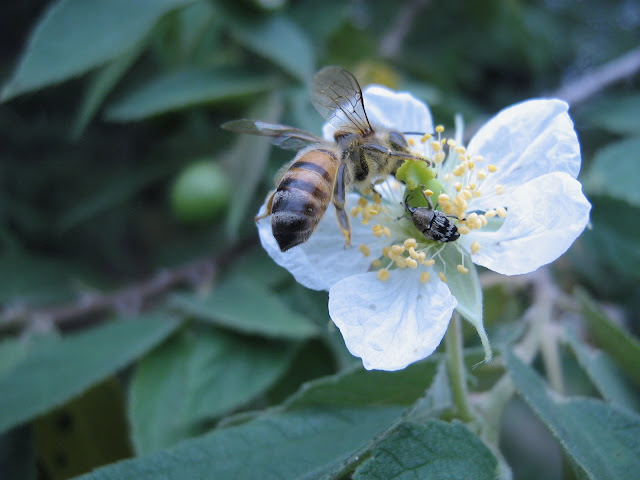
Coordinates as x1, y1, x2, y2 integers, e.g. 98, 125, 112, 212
170, 277, 319, 340
0, 314, 180, 434
105, 68, 274, 122
284, 356, 439, 408
575, 288, 640, 386
505, 350, 640, 480
129, 327, 299, 454
231, 16, 314, 82
71, 42, 145, 139
583, 137, 640, 206
564, 330, 640, 411
581, 94, 640, 135
577, 196, 640, 281
437, 246, 490, 362
73, 407, 404, 480
354, 421, 498, 480
406, 360, 453, 421
1, 0, 196, 101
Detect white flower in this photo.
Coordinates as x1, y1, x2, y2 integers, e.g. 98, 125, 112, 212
257, 86, 591, 371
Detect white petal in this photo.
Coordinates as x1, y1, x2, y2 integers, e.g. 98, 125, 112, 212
467, 99, 581, 211
323, 85, 434, 141
328, 270, 457, 371
467, 172, 591, 275
257, 195, 389, 291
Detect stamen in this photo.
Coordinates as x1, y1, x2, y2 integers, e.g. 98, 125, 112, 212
422, 258, 435, 266
471, 241, 481, 254
372, 224, 385, 237
404, 238, 418, 249
488, 164, 498, 173
454, 182, 463, 192
371, 259, 382, 268
408, 138, 415, 146
377, 269, 390, 281
392, 244, 405, 255
372, 192, 382, 204
430, 141, 442, 152
447, 139, 456, 147
423, 189, 434, 197
421, 133, 432, 143
357, 197, 368, 208
382, 227, 391, 237
496, 206, 508, 218
435, 125, 445, 133
457, 264, 469, 274
359, 244, 371, 257
458, 225, 470, 235
350, 206, 361, 217
420, 272, 431, 283
495, 184, 505, 195
406, 258, 418, 268
434, 151, 446, 163
439, 272, 447, 283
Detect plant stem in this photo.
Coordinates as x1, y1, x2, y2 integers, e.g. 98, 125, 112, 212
445, 312, 474, 422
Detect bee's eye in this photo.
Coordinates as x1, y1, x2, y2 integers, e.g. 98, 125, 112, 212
389, 131, 408, 150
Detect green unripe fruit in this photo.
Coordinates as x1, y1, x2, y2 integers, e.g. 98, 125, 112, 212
170, 160, 231, 224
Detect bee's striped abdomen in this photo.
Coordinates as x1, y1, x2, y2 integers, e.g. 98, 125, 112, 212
271, 149, 338, 251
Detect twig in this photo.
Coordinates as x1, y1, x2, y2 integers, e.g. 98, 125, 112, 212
379, 0, 431, 58
550, 44, 640, 106
0, 236, 257, 333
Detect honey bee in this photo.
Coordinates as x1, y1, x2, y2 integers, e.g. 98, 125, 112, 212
405, 191, 460, 243
223, 66, 428, 252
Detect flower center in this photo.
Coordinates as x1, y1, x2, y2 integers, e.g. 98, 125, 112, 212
353, 125, 508, 283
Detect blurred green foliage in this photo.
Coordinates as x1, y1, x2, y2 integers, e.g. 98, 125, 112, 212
1, 0, 639, 479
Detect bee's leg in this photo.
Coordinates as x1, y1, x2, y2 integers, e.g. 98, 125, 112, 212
254, 190, 276, 221
332, 163, 352, 247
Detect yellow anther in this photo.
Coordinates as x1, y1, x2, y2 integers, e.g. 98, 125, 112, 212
421, 133, 432, 142
476, 171, 487, 180
404, 238, 418, 249
377, 269, 390, 281
457, 264, 469, 274
473, 190, 482, 198
454, 146, 466, 155
365, 205, 379, 216
423, 189, 434, 197
485, 209, 496, 218
359, 244, 371, 257
438, 272, 447, 283
479, 214, 488, 226
438, 193, 451, 204
434, 151, 446, 163
371, 259, 382, 268
495, 184, 505, 195
452, 165, 465, 176
488, 164, 498, 173
361, 186, 373, 196
422, 258, 435, 266
444, 173, 452, 182
471, 241, 481, 254
357, 197, 368, 208
372, 224, 384, 237
443, 204, 456, 216
394, 256, 407, 268
497, 206, 508, 218
372, 192, 382, 204
408, 247, 419, 259
458, 225, 470, 235
467, 182, 476, 190
408, 138, 415, 146
382, 227, 391, 237
474, 155, 485, 162
420, 272, 431, 283
441, 138, 447, 145
430, 141, 442, 152
350, 206, 361, 217
467, 161, 475, 169
406, 258, 418, 269
462, 189, 473, 200
454, 181, 463, 192
382, 246, 392, 257
435, 125, 445, 133
391, 244, 405, 255
447, 139, 456, 147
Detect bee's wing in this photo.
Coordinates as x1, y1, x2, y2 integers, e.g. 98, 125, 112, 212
310, 66, 373, 136
222, 119, 324, 151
